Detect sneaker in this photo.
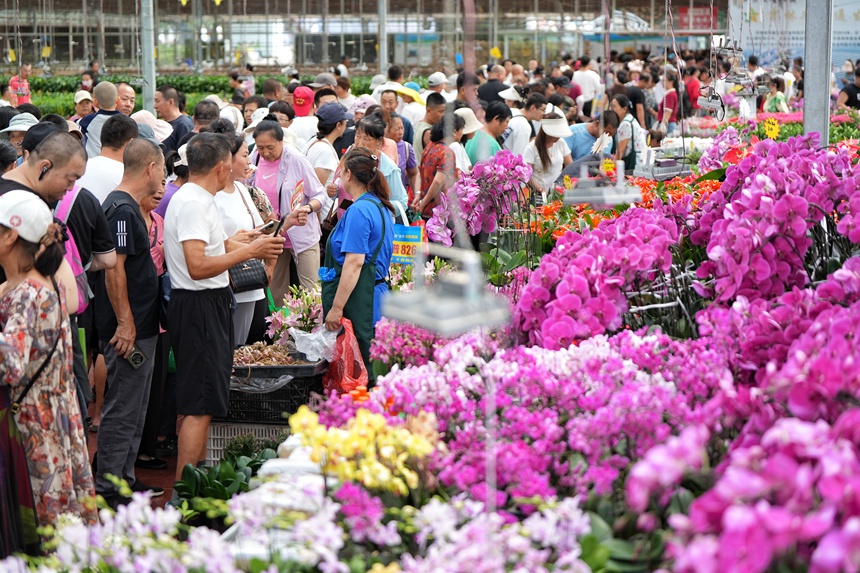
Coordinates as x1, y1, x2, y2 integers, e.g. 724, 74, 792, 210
135, 457, 168, 470
131, 480, 164, 497
155, 436, 177, 458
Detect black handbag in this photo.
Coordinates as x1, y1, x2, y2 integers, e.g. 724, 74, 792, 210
228, 258, 269, 294
228, 185, 270, 294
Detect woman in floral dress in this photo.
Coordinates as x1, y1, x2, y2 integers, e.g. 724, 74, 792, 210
0, 191, 96, 548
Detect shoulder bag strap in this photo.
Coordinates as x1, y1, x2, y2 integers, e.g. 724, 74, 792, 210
235, 182, 256, 228
105, 195, 147, 230
367, 198, 389, 266
11, 278, 63, 414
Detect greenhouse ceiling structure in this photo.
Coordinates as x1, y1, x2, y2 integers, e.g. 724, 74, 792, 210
0, 0, 729, 71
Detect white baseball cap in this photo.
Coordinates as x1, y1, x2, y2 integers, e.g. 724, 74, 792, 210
427, 71, 449, 87
74, 90, 94, 104
0, 190, 53, 243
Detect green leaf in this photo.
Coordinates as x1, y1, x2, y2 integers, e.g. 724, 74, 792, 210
668, 487, 695, 515
259, 448, 277, 461
225, 479, 242, 496
580, 534, 611, 570
481, 251, 499, 271
502, 250, 528, 273
695, 168, 726, 182
219, 461, 237, 482
248, 558, 271, 573
648, 531, 666, 561
588, 511, 613, 542
603, 538, 637, 561
215, 481, 230, 499
604, 559, 649, 573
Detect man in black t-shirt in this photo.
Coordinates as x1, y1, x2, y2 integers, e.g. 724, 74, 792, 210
93, 139, 165, 504
154, 84, 194, 154
838, 68, 860, 110
478, 65, 509, 104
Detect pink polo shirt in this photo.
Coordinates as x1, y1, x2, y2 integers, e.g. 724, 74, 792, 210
255, 156, 292, 248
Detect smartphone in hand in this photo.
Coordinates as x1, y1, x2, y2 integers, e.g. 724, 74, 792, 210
257, 220, 278, 234
272, 217, 288, 236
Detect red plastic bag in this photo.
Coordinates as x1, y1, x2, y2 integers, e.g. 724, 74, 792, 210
323, 318, 369, 395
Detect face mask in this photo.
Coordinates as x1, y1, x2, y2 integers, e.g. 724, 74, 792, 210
82, 80, 93, 88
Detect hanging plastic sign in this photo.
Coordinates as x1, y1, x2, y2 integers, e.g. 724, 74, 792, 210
392, 224, 424, 265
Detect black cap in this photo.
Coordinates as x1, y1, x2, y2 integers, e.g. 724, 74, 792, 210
22, 122, 61, 154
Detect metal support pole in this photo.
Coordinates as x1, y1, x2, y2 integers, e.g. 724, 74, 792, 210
489, 0, 497, 60
98, 0, 105, 64
417, 0, 422, 65
533, 0, 538, 58
378, 0, 388, 70
340, 0, 344, 58
194, 0, 203, 66
227, 0, 233, 65
649, 0, 654, 31
83, 0, 89, 60
803, 0, 832, 141
141, 0, 156, 112
321, 0, 328, 65
359, 0, 364, 64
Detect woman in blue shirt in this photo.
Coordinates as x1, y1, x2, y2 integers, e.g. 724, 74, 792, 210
322, 147, 395, 378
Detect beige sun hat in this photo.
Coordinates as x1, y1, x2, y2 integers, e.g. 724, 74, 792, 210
454, 107, 483, 135
131, 110, 174, 142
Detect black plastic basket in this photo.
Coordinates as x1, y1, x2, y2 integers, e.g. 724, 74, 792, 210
215, 359, 328, 424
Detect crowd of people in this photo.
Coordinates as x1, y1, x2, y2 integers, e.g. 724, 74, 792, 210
0, 46, 810, 556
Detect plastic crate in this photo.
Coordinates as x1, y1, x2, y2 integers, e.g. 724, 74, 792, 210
215, 362, 327, 425
206, 422, 287, 466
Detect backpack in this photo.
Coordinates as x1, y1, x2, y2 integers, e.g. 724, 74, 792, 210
53, 186, 92, 314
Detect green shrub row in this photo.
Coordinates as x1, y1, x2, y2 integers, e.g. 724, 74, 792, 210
25, 73, 430, 116
25, 73, 429, 98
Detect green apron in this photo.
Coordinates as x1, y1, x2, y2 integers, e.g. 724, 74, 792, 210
321, 195, 388, 376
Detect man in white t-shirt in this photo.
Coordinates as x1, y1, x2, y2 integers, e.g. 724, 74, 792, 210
573, 57, 602, 117
336, 76, 356, 109
77, 114, 139, 203
164, 133, 305, 492
336, 55, 350, 78
504, 92, 547, 156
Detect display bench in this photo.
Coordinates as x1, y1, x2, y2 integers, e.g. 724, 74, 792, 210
206, 356, 328, 465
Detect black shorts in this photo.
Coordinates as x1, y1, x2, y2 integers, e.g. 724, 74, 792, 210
168, 287, 234, 417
